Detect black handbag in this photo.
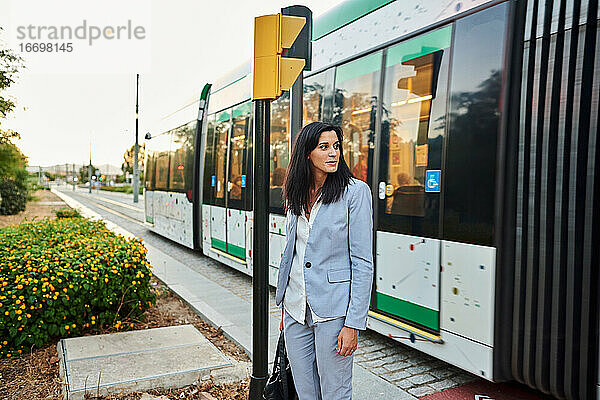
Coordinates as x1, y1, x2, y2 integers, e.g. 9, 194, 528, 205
263, 331, 298, 400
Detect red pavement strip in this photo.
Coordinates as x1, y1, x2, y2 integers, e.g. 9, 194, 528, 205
420, 380, 553, 400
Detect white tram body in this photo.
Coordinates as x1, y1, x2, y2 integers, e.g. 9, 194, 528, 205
145, 1, 600, 398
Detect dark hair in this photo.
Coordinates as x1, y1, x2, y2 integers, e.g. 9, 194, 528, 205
283, 122, 353, 215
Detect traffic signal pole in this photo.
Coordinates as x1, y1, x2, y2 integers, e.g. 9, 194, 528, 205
249, 99, 270, 399
250, 9, 310, 399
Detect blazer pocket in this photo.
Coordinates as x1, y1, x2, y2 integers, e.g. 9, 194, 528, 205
327, 268, 351, 283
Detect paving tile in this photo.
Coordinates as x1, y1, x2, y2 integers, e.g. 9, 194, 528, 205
407, 386, 435, 397
429, 378, 458, 391
387, 369, 412, 381
407, 373, 436, 385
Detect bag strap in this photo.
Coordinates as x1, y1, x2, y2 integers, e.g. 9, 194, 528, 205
271, 332, 283, 377
279, 332, 289, 399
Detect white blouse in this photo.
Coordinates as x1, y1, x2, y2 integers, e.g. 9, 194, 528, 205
283, 198, 342, 325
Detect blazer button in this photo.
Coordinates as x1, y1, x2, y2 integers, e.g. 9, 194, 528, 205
305, 262, 311, 268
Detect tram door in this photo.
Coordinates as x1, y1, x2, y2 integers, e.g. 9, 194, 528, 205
374, 27, 451, 333
210, 110, 230, 254
224, 102, 251, 260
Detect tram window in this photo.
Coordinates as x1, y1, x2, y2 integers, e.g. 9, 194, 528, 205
443, 3, 508, 246
381, 26, 452, 225
169, 121, 195, 192
303, 68, 334, 124
214, 110, 231, 205
333, 51, 382, 185
229, 102, 251, 207
270, 91, 290, 213
153, 131, 172, 190
144, 150, 155, 191
203, 114, 216, 204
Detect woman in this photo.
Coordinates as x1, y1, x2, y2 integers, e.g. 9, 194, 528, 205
275, 122, 374, 400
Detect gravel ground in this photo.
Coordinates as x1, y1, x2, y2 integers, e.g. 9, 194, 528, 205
0, 189, 68, 228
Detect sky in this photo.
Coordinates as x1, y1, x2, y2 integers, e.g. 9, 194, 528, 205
0, 0, 344, 168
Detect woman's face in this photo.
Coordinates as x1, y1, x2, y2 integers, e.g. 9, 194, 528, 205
308, 130, 340, 175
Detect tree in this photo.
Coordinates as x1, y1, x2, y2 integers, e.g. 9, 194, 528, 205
0, 141, 27, 180
0, 28, 24, 144
79, 164, 97, 184
0, 31, 29, 214
121, 143, 144, 181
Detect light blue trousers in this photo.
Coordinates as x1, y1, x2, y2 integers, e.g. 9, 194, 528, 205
283, 308, 354, 400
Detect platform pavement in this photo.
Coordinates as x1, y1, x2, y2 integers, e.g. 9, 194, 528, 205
51, 187, 417, 399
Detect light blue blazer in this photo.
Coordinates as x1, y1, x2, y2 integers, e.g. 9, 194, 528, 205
275, 178, 374, 330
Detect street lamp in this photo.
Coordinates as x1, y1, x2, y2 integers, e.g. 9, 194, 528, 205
133, 73, 140, 203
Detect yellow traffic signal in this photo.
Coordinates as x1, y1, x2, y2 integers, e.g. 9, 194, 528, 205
253, 13, 306, 100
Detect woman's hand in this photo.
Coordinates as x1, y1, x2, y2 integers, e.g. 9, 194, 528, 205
280, 309, 284, 331
336, 326, 358, 356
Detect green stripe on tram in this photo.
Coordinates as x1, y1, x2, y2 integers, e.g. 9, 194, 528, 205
376, 292, 439, 331
386, 26, 453, 67
227, 243, 246, 259
313, 0, 395, 40
335, 51, 382, 84
211, 238, 245, 259
217, 111, 231, 122
232, 102, 251, 118
211, 237, 227, 252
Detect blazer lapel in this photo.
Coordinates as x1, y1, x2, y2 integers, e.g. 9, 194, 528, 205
283, 214, 298, 266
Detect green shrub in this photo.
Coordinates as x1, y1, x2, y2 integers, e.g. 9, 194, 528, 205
0, 218, 155, 358
0, 179, 28, 215
54, 208, 81, 219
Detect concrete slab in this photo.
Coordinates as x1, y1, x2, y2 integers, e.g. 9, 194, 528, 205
58, 325, 249, 400
353, 363, 417, 399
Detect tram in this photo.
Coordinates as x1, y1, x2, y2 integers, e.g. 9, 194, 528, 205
144, 0, 600, 399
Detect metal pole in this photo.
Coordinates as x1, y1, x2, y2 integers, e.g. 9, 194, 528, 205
73, 163, 75, 191
88, 140, 92, 194
133, 73, 139, 203
249, 99, 270, 400
290, 72, 303, 145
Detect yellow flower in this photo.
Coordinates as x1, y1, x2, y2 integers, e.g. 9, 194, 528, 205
64, 325, 69, 330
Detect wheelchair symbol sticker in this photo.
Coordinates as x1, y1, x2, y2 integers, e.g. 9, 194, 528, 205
425, 170, 441, 192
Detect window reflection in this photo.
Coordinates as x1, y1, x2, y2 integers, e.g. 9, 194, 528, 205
203, 115, 216, 204
144, 151, 155, 191
153, 132, 171, 190
333, 52, 382, 184
303, 69, 334, 124
229, 103, 251, 202
214, 111, 230, 201
383, 52, 440, 216
169, 121, 195, 192
270, 92, 290, 211
443, 4, 507, 246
